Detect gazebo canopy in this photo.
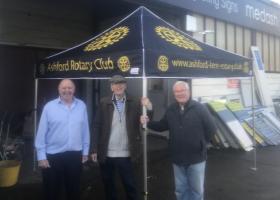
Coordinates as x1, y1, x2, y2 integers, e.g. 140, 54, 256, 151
36, 6, 251, 79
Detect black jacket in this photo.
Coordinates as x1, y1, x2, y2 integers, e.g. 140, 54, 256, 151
92, 95, 151, 163
148, 100, 216, 165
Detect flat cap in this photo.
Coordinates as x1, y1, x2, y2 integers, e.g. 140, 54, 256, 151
109, 75, 127, 84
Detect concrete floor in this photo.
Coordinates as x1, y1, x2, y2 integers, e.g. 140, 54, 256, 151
1, 136, 280, 200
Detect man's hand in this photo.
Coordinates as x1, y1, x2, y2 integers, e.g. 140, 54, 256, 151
82, 155, 88, 163
91, 153, 98, 162
38, 159, 50, 169
140, 115, 150, 124
141, 97, 152, 110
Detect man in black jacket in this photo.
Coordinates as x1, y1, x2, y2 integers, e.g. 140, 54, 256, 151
91, 75, 152, 200
141, 81, 216, 200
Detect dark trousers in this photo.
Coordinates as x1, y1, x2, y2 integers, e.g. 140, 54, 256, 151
100, 157, 138, 200
42, 151, 82, 200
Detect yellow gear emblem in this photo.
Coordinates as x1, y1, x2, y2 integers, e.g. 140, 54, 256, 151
84, 27, 129, 51
155, 26, 202, 51
243, 62, 250, 74
157, 55, 169, 72
117, 56, 130, 72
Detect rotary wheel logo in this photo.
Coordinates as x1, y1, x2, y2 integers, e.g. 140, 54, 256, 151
158, 55, 169, 72
243, 62, 250, 74
84, 26, 129, 51
117, 56, 130, 72
155, 26, 202, 51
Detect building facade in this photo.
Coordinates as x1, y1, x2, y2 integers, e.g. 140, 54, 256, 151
125, 0, 280, 102
0, 0, 280, 120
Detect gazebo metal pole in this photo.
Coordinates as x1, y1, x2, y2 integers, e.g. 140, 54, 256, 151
142, 77, 148, 200
33, 78, 38, 171
250, 75, 257, 171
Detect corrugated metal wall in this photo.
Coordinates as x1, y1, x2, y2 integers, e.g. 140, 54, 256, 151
0, 0, 94, 49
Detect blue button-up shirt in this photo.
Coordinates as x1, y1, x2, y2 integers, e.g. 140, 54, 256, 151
35, 97, 90, 161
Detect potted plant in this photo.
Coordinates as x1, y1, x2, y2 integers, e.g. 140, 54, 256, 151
0, 112, 24, 187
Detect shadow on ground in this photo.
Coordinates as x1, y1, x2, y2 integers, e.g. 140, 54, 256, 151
1, 135, 280, 200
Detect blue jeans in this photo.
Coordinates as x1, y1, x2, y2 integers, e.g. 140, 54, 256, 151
173, 161, 206, 200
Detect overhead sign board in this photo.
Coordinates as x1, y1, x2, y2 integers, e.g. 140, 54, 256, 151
150, 0, 280, 36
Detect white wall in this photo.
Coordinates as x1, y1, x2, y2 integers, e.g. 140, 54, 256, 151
192, 73, 280, 104
267, 73, 280, 100
192, 78, 241, 101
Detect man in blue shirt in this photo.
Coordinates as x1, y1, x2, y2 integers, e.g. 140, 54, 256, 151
35, 79, 90, 200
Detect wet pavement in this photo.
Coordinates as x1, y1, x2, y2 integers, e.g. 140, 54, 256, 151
1, 135, 280, 200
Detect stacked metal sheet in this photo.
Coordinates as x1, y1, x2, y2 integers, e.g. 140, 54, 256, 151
207, 101, 280, 151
